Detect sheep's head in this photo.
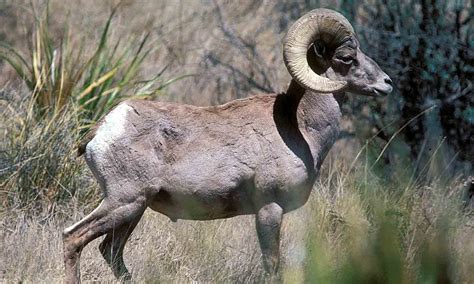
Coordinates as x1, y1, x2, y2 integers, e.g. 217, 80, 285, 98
284, 9, 393, 97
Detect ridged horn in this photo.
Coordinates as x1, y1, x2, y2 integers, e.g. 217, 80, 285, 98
283, 9, 354, 93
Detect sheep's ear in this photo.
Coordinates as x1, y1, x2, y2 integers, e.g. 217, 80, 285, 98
313, 41, 326, 58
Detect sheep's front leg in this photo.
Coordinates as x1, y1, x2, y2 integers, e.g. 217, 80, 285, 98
256, 202, 283, 274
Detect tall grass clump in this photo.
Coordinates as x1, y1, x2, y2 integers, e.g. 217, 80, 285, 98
0, 4, 180, 126
0, 88, 97, 209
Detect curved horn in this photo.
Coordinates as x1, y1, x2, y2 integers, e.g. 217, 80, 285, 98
283, 9, 354, 93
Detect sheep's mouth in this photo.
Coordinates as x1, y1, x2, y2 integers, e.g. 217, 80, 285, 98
371, 85, 393, 97
351, 84, 392, 97
373, 88, 389, 97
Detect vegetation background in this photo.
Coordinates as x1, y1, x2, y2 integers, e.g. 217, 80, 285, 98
0, 0, 472, 282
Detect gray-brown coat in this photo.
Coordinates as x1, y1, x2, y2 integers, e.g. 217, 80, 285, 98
63, 8, 393, 283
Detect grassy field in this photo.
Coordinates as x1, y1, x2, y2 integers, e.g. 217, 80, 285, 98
1, 147, 473, 282
0, 0, 473, 283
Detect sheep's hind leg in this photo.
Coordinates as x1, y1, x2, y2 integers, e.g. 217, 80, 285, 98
99, 211, 144, 281
256, 202, 283, 274
62, 196, 146, 284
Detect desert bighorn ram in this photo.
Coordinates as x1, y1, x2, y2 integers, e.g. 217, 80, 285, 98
63, 8, 393, 282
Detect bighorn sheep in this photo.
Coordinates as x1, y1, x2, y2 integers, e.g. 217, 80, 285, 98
63, 8, 393, 282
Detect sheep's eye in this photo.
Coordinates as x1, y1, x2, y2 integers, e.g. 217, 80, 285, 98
337, 55, 354, 65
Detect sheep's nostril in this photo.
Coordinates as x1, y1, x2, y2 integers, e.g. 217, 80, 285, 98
384, 77, 393, 86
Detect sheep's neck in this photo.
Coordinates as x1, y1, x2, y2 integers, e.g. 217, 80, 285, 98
282, 79, 342, 170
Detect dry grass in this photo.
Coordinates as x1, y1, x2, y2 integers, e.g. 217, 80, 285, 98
0, 206, 264, 282
0, 87, 97, 208
0, 198, 277, 282
1, 152, 473, 282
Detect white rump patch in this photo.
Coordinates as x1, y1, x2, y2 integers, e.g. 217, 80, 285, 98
86, 103, 133, 158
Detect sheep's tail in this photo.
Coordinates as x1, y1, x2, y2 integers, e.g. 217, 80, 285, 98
77, 128, 97, 157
